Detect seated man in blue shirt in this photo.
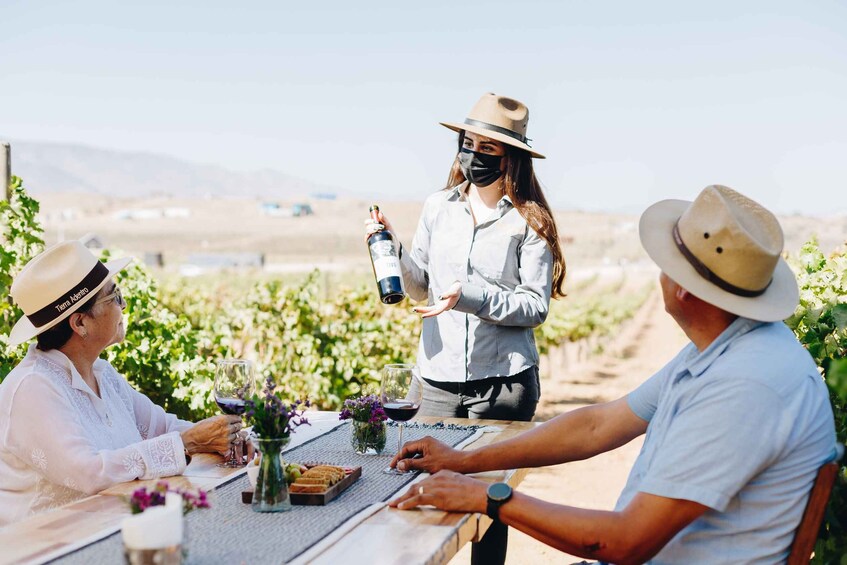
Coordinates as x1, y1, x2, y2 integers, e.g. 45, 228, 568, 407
389, 184, 837, 564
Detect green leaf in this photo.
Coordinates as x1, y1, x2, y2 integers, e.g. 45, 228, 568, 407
828, 359, 847, 403
833, 304, 847, 331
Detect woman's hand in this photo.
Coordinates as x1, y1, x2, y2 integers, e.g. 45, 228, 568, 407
390, 436, 464, 474
181, 415, 242, 455
389, 470, 488, 513
413, 281, 462, 318
364, 209, 396, 240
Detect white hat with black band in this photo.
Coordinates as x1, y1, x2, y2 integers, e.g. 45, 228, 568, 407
8, 240, 132, 346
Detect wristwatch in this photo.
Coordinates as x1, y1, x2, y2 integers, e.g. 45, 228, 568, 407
486, 482, 513, 520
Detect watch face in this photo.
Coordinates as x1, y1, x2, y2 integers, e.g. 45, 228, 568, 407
487, 482, 511, 502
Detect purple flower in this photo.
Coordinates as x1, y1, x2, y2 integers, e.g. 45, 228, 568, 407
242, 377, 311, 438
127, 481, 210, 515
338, 394, 388, 424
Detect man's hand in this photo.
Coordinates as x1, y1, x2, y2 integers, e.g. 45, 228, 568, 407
390, 436, 464, 473
181, 415, 241, 455
413, 281, 462, 318
389, 470, 488, 513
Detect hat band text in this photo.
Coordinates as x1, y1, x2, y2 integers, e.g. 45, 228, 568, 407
26, 262, 110, 328
463, 119, 530, 145
672, 222, 771, 298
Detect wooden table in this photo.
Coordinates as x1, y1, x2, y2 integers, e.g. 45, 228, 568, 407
0, 415, 535, 565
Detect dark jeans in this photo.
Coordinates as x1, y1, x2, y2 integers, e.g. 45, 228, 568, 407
412, 367, 540, 565
414, 366, 540, 421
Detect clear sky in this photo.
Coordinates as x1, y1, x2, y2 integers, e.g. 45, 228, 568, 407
1, 0, 845, 215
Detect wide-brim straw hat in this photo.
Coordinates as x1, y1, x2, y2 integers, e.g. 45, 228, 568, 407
440, 93, 545, 159
8, 240, 132, 346
639, 184, 799, 322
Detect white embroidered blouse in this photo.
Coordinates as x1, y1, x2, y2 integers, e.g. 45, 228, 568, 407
0, 345, 193, 527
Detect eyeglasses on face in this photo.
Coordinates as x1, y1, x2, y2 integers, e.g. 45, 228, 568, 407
94, 286, 126, 308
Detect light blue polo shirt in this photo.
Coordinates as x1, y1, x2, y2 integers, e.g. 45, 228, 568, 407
616, 317, 836, 564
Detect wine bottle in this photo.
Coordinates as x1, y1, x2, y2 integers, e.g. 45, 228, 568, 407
367, 205, 405, 304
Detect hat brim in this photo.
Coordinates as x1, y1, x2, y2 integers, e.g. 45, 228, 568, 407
639, 199, 799, 322
440, 121, 545, 159
8, 256, 133, 347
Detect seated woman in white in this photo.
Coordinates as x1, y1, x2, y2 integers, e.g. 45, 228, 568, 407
0, 241, 241, 526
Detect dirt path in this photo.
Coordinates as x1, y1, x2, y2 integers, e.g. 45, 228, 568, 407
451, 282, 690, 564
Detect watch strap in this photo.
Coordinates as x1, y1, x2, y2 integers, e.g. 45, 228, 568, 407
486, 497, 501, 520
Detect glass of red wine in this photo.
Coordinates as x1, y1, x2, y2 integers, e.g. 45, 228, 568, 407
214, 359, 256, 468
380, 363, 422, 475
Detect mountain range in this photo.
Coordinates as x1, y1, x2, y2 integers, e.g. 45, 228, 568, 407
3, 139, 336, 199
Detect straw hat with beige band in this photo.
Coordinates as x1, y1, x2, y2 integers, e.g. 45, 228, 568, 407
639, 184, 799, 322
440, 92, 545, 159
8, 240, 132, 347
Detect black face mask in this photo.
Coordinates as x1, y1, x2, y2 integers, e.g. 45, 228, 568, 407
457, 148, 503, 187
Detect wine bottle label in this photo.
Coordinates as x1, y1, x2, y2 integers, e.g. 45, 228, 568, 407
369, 240, 403, 281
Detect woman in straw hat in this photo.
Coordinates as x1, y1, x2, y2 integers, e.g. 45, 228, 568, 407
367, 93, 566, 562
0, 241, 240, 526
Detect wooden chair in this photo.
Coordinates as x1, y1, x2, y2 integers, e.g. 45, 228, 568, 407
787, 451, 843, 564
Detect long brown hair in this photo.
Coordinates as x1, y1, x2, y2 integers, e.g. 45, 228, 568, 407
446, 135, 567, 298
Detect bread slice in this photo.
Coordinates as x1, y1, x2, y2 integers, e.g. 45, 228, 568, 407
306, 466, 345, 483
289, 483, 327, 494
294, 477, 331, 486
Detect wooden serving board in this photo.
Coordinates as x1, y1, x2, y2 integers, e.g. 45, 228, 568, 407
242, 466, 362, 506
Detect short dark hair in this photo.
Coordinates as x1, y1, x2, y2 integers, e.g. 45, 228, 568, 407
35, 295, 98, 352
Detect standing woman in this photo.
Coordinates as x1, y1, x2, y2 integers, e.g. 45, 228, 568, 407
369, 92, 565, 421
366, 93, 566, 562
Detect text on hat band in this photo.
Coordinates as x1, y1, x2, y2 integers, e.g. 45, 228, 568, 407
463, 118, 530, 146
26, 262, 110, 328
672, 222, 771, 298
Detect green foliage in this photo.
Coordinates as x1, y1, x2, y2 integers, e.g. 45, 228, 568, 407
160, 273, 422, 410
2, 181, 647, 427
102, 252, 216, 420
0, 177, 45, 378
785, 239, 847, 564
535, 276, 652, 355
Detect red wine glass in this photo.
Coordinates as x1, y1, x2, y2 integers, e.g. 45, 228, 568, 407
380, 363, 422, 475
214, 359, 255, 468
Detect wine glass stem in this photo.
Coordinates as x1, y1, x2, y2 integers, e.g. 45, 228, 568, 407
397, 422, 404, 456
229, 429, 243, 465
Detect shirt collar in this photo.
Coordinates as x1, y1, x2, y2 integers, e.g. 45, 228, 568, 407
446, 183, 465, 201
447, 182, 514, 209
33, 345, 106, 397
682, 317, 764, 378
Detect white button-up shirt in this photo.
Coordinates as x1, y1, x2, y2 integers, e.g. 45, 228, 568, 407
0, 345, 192, 527
400, 184, 553, 382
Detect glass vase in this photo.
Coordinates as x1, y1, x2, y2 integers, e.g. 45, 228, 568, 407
350, 419, 387, 455
250, 436, 291, 513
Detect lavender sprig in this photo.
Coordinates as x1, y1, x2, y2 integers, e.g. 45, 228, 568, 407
338, 394, 388, 424
241, 376, 310, 438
